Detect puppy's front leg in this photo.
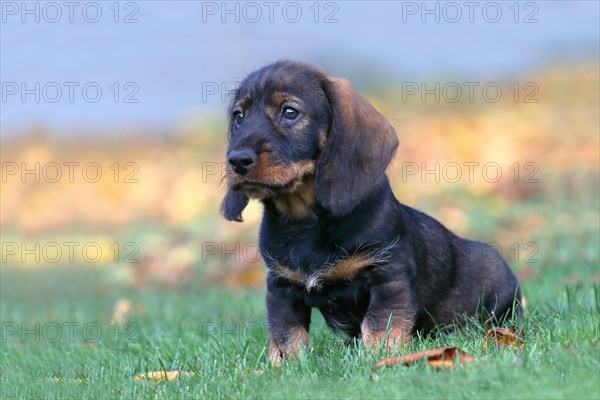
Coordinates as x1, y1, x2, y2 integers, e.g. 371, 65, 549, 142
266, 284, 311, 366
361, 280, 416, 352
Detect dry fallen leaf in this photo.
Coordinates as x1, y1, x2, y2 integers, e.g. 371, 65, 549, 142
375, 347, 476, 369
134, 370, 195, 382
482, 326, 525, 353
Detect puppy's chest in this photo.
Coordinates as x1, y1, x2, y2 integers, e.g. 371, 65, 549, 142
260, 215, 397, 291
268, 253, 376, 292
261, 238, 389, 292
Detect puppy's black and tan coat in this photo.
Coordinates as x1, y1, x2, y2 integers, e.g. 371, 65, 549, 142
221, 61, 520, 363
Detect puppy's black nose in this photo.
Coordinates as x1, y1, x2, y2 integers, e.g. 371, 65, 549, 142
228, 150, 256, 175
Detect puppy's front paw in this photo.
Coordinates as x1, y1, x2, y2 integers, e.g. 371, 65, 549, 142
268, 345, 283, 368
361, 319, 412, 354
267, 342, 305, 368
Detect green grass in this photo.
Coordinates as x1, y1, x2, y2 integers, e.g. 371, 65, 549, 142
1, 258, 599, 399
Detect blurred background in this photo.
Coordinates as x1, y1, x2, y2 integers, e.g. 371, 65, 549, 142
1, 1, 598, 323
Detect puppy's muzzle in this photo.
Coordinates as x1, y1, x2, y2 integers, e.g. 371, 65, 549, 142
228, 149, 257, 176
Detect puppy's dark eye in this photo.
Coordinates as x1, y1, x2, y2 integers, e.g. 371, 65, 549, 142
282, 107, 299, 121
233, 112, 244, 127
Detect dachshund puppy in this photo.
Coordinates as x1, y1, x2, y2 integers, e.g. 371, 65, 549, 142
221, 60, 521, 363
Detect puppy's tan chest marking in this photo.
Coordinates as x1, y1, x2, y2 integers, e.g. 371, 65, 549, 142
271, 253, 379, 291
268, 240, 398, 291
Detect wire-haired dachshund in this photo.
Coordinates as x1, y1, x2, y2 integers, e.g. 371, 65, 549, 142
221, 60, 521, 364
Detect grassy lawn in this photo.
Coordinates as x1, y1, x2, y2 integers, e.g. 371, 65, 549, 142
1, 249, 598, 399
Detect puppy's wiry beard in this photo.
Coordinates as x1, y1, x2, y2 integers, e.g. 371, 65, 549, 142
226, 153, 316, 200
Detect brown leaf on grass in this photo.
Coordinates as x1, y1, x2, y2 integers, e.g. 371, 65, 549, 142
482, 326, 525, 353
375, 347, 476, 369
134, 371, 196, 382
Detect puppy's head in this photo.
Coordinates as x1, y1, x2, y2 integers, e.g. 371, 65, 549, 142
221, 60, 398, 222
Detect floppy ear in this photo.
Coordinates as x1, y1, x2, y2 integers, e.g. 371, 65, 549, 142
221, 190, 249, 222
316, 77, 399, 217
